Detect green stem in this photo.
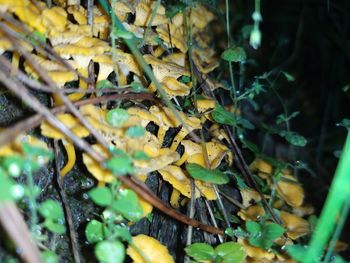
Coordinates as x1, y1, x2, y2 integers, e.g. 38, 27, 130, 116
225, 0, 237, 106
303, 131, 350, 263
26, 167, 38, 232
322, 201, 350, 262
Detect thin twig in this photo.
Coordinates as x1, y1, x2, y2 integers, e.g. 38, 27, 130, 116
224, 127, 282, 224
219, 190, 246, 210
203, 199, 223, 243
87, 0, 94, 30
53, 140, 82, 263
0, 203, 42, 263
184, 180, 195, 263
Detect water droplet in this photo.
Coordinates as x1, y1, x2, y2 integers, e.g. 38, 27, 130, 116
82, 193, 89, 200
11, 185, 24, 199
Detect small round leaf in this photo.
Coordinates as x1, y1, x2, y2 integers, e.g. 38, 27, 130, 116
95, 240, 125, 263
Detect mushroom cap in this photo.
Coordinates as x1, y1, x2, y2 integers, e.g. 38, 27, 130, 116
50, 24, 91, 46
82, 144, 114, 183
134, 1, 167, 27
276, 174, 305, 207
238, 239, 275, 261
280, 211, 310, 240
40, 114, 89, 139
54, 37, 110, 57
238, 205, 265, 221
240, 188, 261, 208
144, 55, 190, 82
154, 77, 191, 98
158, 165, 198, 199
41, 6, 68, 35
115, 49, 142, 76
127, 235, 174, 263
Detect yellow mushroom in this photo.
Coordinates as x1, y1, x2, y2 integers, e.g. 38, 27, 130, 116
190, 5, 215, 31
292, 203, 315, 217
192, 47, 219, 74
41, 113, 89, 177
134, 1, 167, 27
92, 54, 114, 83
67, 5, 110, 39
148, 105, 201, 149
240, 188, 261, 208
127, 234, 174, 263
158, 165, 216, 202
54, 36, 110, 102
280, 211, 310, 240
144, 54, 190, 83
175, 139, 232, 169
238, 205, 265, 221
24, 54, 78, 89
156, 13, 187, 53
40, 6, 68, 36
50, 24, 91, 46
276, 174, 305, 208
157, 77, 192, 98
238, 239, 275, 261
111, 1, 134, 22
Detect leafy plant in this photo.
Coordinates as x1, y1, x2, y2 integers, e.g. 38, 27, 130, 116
185, 241, 246, 263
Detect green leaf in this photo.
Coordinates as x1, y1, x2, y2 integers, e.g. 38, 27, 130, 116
279, 131, 307, 147
179, 75, 191, 83
246, 221, 285, 249
44, 219, 66, 234
2, 155, 24, 177
130, 81, 147, 92
89, 187, 113, 207
186, 163, 229, 184
211, 104, 237, 126
39, 200, 64, 221
215, 242, 246, 263
0, 171, 15, 202
41, 251, 58, 263
221, 47, 247, 62
95, 240, 125, 263
184, 243, 216, 261
342, 84, 350, 92
96, 80, 114, 89
337, 118, 350, 130
237, 118, 255, 130
106, 150, 134, 176
106, 108, 130, 127
85, 220, 105, 244
133, 151, 150, 161
126, 125, 145, 138
282, 71, 295, 82
109, 225, 132, 242
111, 189, 143, 221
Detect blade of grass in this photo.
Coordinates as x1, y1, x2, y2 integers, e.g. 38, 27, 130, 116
303, 131, 350, 263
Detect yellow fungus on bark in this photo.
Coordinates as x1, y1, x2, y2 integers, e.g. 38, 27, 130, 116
127, 234, 174, 263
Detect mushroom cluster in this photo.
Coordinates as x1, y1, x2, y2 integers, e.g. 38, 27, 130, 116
0, 1, 337, 262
